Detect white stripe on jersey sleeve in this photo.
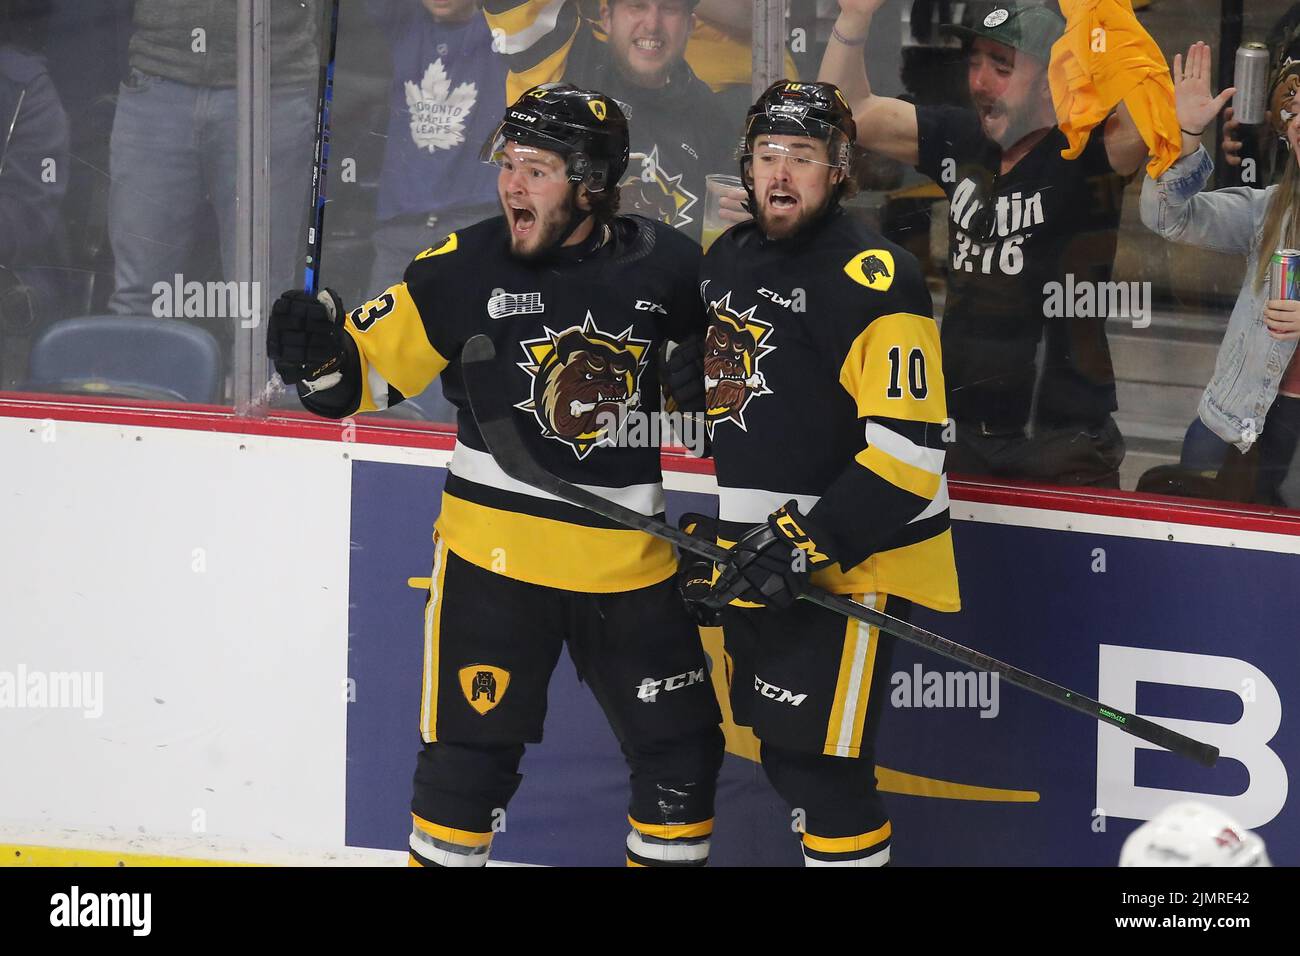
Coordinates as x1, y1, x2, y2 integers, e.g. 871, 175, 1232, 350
716, 486, 822, 524
864, 420, 945, 475
908, 476, 950, 524
367, 363, 391, 411
449, 440, 666, 516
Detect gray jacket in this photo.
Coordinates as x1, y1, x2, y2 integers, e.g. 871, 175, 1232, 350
1140, 146, 1298, 451
129, 0, 319, 88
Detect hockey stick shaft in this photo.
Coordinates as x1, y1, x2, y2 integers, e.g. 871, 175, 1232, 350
461, 334, 1218, 768
303, 0, 341, 294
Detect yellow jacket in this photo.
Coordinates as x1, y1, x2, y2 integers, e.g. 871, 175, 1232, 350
1049, 0, 1180, 178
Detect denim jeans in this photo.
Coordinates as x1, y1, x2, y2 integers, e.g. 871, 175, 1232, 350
107, 70, 315, 320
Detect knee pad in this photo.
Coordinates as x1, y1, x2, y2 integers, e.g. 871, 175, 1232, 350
760, 740, 892, 867
409, 741, 524, 867
624, 727, 724, 867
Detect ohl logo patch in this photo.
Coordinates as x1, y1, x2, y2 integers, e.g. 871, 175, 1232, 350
516, 313, 650, 459
845, 248, 895, 292
459, 665, 510, 716
704, 292, 775, 434
619, 146, 698, 228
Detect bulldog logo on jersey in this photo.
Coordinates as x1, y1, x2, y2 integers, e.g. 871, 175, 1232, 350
704, 293, 775, 434
845, 248, 895, 292
459, 665, 510, 716
516, 313, 651, 458
619, 146, 698, 228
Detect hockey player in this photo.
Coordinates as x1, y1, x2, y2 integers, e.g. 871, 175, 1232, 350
267, 84, 723, 867
670, 81, 961, 867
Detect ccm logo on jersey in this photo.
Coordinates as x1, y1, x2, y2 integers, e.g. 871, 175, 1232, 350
755, 675, 807, 706
757, 287, 795, 309
637, 668, 706, 702
635, 300, 667, 314
488, 290, 545, 319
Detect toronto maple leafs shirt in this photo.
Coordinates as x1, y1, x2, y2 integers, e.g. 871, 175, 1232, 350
370, 0, 506, 223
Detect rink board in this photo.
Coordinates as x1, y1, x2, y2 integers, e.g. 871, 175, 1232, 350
343, 458, 1298, 867
0, 410, 1294, 866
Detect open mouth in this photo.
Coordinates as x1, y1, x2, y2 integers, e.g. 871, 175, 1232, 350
976, 102, 1004, 124
633, 38, 665, 52
768, 192, 799, 212
509, 205, 536, 238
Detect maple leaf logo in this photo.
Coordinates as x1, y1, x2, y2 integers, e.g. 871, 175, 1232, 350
405, 59, 478, 153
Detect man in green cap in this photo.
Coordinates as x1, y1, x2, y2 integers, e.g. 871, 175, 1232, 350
820, 1, 1150, 487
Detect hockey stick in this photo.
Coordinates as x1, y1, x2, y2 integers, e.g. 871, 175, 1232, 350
303, 0, 342, 294
461, 334, 1219, 768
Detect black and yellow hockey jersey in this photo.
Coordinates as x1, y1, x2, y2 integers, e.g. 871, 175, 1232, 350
301, 215, 705, 593
700, 210, 960, 612
482, 0, 736, 242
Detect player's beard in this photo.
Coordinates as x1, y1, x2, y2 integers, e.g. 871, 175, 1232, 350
755, 190, 836, 241
505, 190, 585, 260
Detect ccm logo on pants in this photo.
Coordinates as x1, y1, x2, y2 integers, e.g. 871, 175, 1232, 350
637, 668, 705, 702
756, 676, 807, 706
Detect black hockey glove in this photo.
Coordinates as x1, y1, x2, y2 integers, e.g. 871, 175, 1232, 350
661, 335, 705, 413
676, 512, 722, 626
708, 501, 837, 609
267, 288, 347, 386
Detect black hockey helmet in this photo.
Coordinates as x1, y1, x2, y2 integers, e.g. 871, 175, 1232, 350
739, 81, 859, 219
482, 83, 631, 193
742, 80, 858, 172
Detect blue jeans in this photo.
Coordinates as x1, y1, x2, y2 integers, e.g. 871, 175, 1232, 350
107, 70, 315, 319
366, 206, 498, 423
1180, 417, 1231, 473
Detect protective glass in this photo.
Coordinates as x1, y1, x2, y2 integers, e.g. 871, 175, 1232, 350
481, 136, 574, 187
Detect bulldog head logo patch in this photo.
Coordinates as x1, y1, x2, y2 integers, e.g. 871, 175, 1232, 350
516, 313, 651, 458
459, 665, 511, 716
704, 292, 775, 435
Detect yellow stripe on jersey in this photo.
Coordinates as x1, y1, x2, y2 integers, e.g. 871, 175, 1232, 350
802, 821, 892, 854
411, 813, 494, 849
627, 816, 714, 841
823, 595, 882, 757
415, 233, 458, 260
503, 21, 579, 103
839, 311, 947, 424
684, 20, 799, 92
483, 0, 557, 42
419, 536, 451, 743
345, 281, 449, 413
812, 529, 961, 612
435, 491, 677, 593
855, 444, 943, 500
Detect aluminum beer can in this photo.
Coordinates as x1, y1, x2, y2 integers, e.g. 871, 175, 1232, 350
1270, 250, 1300, 300
1234, 43, 1270, 126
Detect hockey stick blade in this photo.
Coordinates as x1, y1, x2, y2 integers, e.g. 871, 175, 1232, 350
462, 334, 1219, 768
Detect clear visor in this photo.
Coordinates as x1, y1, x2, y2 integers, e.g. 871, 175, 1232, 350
481, 133, 574, 186
741, 125, 852, 175
746, 138, 842, 171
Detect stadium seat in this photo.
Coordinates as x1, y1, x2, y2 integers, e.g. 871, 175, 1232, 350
22, 316, 223, 405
